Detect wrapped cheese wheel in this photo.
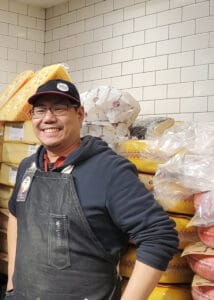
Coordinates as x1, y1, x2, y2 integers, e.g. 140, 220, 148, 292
119, 246, 193, 284
187, 254, 214, 282
189, 191, 214, 227
0, 252, 8, 275
130, 117, 175, 140
156, 194, 195, 215
159, 252, 194, 284
0, 184, 13, 208
170, 214, 198, 249
122, 279, 192, 300
0, 230, 7, 253
0, 122, 4, 141
0, 209, 9, 231
197, 226, 214, 249
192, 285, 214, 300
3, 121, 40, 145
138, 173, 154, 191
154, 174, 195, 215
2, 142, 39, 165
116, 139, 164, 174
191, 274, 214, 300
148, 284, 192, 300
0, 163, 18, 186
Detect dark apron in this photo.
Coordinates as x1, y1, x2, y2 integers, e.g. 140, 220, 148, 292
10, 164, 121, 300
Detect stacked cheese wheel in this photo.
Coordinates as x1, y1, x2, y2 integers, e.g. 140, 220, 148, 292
119, 245, 194, 284
0, 64, 71, 122
117, 135, 196, 298
121, 278, 192, 300
184, 192, 214, 299
191, 274, 214, 300
116, 139, 162, 174
119, 139, 197, 300
193, 191, 214, 249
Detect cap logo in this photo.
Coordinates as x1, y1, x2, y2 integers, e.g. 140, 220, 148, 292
57, 82, 69, 92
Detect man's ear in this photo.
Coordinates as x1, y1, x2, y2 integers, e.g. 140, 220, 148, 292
77, 106, 85, 122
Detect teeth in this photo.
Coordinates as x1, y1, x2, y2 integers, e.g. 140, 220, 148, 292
43, 128, 59, 133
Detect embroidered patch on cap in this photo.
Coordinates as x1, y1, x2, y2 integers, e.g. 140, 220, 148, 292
57, 82, 69, 92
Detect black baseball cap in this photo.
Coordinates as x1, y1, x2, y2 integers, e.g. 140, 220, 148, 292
28, 79, 81, 107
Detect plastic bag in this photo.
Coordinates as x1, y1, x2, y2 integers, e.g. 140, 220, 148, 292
130, 117, 175, 140
81, 85, 140, 126
80, 86, 140, 148
153, 121, 214, 209
153, 152, 214, 210
148, 121, 214, 161
81, 122, 130, 148
188, 191, 214, 227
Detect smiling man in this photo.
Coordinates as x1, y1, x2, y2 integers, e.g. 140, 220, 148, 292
5, 79, 178, 300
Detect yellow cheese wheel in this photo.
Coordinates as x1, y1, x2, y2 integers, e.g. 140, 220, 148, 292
170, 214, 198, 250
0, 163, 18, 186
0, 141, 2, 162
159, 252, 194, 284
2, 142, 39, 165
0, 230, 7, 253
0, 122, 4, 142
0, 252, 8, 275
4, 121, 40, 144
121, 279, 192, 300
119, 246, 193, 284
148, 284, 192, 300
119, 246, 136, 278
156, 195, 195, 215
0, 70, 34, 110
0, 208, 8, 231
138, 173, 154, 191
154, 177, 195, 215
0, 184, 13, 208
117, 140, 164, 174
0, 64, 71, 121
0, 185, 13, 199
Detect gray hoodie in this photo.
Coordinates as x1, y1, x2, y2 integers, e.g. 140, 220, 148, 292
9, 135, 178, 271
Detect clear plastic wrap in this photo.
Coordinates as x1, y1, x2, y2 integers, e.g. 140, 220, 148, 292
153, 121, 214, 211
130, 117, 175, 140
188, 191, 214, 227
148, 121, 214, 161
153, 152, 214, 210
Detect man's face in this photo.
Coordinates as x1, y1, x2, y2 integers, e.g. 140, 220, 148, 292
31, 95, 84, 152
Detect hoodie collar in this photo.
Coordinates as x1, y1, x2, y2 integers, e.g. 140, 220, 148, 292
36, 135, 110, 170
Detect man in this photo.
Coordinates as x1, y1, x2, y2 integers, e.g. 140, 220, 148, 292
6, 79, 178, 300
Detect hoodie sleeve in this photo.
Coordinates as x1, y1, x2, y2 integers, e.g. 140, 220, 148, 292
106, 156, 179, 271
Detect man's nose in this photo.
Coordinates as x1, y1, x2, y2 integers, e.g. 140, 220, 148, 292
42, 108, 57, 119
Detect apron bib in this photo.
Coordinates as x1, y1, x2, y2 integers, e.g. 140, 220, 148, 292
13, 164, 121, 300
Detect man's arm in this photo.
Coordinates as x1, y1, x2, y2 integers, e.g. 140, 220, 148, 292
6, 213, 17, 291
121, 260, 162, 300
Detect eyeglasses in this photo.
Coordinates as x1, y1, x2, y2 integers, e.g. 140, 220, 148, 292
29, 104, 72, 119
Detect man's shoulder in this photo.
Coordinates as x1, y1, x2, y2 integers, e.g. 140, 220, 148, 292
18, 152, 37, 172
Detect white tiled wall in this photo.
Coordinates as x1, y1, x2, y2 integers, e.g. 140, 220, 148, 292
1, 0, 214, 121
0, 0, 45, 91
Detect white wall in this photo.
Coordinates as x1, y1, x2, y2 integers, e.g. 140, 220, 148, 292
1, 0, 214, 121
0, 0, 45, 91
